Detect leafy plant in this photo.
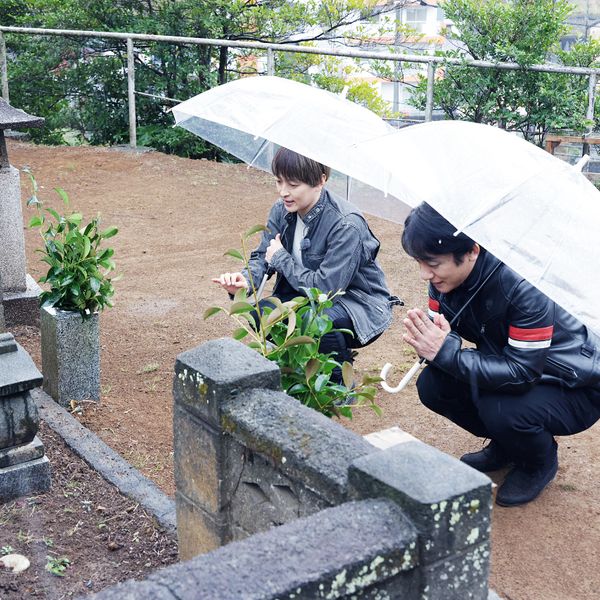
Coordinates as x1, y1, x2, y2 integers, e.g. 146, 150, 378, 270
1, 546, 14, 555
204, 226, 382, 419
46, 555, 71, 577
25, 169, 118, 318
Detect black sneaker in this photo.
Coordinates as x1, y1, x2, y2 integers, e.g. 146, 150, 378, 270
495, 454, 559, 507
460, 441, 511, 472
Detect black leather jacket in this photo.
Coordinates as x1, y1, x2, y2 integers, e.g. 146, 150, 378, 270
429, 250, 600, 394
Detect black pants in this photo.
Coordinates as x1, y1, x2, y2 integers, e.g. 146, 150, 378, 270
416, 366, 600, 468
257, 291, 357, 382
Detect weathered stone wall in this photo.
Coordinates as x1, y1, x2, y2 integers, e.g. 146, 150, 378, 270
86, 338, 493, 599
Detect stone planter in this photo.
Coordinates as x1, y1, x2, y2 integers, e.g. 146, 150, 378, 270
41, 305, 100, 406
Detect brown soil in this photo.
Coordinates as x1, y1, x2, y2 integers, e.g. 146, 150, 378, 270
0, 422, 178, 598
8, 140, 600, 600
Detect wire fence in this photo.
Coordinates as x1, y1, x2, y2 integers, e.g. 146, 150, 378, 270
1, 25, 599, 148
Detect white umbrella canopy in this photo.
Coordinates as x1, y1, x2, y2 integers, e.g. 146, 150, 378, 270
171, 75, 408, 216
375, 120, 600, 339
172, 75, 600, 339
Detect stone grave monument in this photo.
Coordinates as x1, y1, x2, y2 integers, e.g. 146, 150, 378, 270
0, 99, 44, 327
0, 332, 51, 502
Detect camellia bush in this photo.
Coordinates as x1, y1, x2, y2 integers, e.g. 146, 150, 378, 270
204, 225, 382, 419
25, 169, 118, 318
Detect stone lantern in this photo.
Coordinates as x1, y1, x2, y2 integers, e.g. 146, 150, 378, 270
0, 332, 50, 502
0, 99, 44, 327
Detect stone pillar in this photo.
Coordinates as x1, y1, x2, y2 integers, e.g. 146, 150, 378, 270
0, 276, 5, 333
0, 166, 42, 327
173, 338, 280, 560
0, 332, 51, 502
0, 166, 26, 293
40, 306, 100, 406
349, 441, 492, 600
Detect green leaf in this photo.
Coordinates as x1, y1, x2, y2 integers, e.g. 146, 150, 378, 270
54, 187, 70, 206
232, 327, 249, 340
234, 287, 248, 302
243, 224, 267, 239
67, 213, 83, 224
314, 373, 329, 392
265, 307, 283, 326
342, 362, 354, 389
203, 306, 223, 319
229, 301, 254, 315
82, 236, 91, 258
370, 404, 383, 417
28, 215, 43, 228
282, 336, 315, 348
100, 226, 118, 239
285, 310, 297, 340
305, 358, 320, 382
46, 207, 61, 222
224, 249, 243, 260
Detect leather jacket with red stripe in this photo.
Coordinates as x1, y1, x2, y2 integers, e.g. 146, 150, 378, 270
428, 250, 600, 394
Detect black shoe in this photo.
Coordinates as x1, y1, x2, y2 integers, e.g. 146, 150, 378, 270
460, 441, 511, 472
495, 455, 558, 507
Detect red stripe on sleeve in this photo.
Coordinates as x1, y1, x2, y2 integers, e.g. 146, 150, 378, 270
508, 325, 554, 341
429, 298, 440, 311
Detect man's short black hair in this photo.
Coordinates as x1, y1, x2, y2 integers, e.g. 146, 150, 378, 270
271, 147, 331, 187
402, 202, 477, 264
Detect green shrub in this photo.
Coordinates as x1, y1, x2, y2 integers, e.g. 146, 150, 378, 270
25, 169, 118, 318
205, 226, 382, 419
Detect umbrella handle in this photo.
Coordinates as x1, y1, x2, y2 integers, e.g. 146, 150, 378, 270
380, 359, 424, 394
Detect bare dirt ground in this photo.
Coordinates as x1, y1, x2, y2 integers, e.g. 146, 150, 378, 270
8, 140, 600, 600
0, 422, 178, 598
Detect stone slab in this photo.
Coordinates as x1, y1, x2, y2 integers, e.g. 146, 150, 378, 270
0, 336, 43, 396
41, 305, 100, 405
32, 388, 176, 533
223, 387, 376, 505
174, 338, 280, 426
0, 283, 5, 332
88, 499, 419, 600
0, 435, 44, 468
3, 274, 42, 327
0, 165, 27, 293
349, 441, 492, 564
0, 390, 40, 448
421, 541, 491, 600
0, 455, 51, 503
175, 492, 228, 560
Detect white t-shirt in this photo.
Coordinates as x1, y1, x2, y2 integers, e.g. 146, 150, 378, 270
291, 215, 307, 265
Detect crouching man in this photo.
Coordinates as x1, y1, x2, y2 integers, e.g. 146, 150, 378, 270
401, 203, 600, 507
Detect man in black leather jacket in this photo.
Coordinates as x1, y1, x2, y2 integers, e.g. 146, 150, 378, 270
401, 203, 600, 507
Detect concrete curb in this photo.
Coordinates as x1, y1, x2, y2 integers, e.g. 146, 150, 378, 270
32, 388, 176, 534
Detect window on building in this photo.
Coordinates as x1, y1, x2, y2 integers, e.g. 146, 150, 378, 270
405, 6, 428, 33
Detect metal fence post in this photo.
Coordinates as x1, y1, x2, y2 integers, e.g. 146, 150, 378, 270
0, 32, 9, 103
583, 72, 597, 156
267, 47, 274, 76
425, 61, 435, 122
127, 37, 136, 148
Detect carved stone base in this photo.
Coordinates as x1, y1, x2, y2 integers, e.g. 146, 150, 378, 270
2, 274, 42, 327
0, 455, 51, 503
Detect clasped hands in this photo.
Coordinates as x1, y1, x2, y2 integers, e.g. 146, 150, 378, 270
403, 308, 451, 361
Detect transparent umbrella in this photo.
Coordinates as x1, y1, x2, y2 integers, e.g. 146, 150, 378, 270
172, 76, 600, 388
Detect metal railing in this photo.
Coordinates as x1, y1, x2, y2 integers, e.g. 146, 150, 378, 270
1, 25, 598, 148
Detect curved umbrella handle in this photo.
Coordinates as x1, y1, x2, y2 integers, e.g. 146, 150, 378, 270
380, 359, 425, 394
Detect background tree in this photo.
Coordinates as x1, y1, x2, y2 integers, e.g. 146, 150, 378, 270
409, 0, 600, 145
1, 0, 402, 156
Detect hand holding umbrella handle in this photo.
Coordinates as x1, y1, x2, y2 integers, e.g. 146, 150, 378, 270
380, 358, 425, 393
